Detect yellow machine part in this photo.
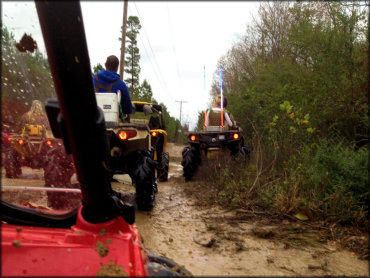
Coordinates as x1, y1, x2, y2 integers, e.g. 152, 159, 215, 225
150, 129, 167, 151
204, 148, 221, 159
27, 124, 45, 136
151, 129, 167, 161
132, 100, 152, 106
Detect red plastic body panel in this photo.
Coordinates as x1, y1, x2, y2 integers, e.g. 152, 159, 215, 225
1, 207, 149, 276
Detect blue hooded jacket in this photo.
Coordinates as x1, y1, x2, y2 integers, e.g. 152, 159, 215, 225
93, 70, 133, 114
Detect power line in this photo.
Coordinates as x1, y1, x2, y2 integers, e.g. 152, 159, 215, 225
132, 2, 173, 101
126, 3, 176, 106
126, 4, 162, 86
166, 3, 182, 89
129, 5, 166, 94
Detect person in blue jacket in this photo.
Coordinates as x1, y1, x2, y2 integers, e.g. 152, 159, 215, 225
93, 55, 133, 115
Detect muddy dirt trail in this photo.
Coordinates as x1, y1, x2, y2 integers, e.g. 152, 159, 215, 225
114, 143, 369, 276
2, 143, 368, 276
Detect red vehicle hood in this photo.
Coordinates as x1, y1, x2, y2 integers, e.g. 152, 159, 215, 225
1, 207, 149, 276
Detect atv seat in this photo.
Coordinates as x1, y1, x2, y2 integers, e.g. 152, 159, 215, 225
95, 92, 120, 128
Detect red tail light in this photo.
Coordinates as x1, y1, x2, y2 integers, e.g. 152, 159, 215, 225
190, 135, 199, 142
118, 130, 137, 141
230, 133, 240, 140
18, 139, 24, 145
46, 140, 52, 146
152, 131, 157, 137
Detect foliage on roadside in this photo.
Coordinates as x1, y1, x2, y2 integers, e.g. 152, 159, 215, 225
159, 102, 185, 143
200, 2, 369, 225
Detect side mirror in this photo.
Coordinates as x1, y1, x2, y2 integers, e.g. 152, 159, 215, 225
143, 104, 153, 116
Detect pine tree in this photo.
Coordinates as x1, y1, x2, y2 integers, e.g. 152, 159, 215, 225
93, 63, 104, 73
122, 16, 141, 100
139, 79, 153, 102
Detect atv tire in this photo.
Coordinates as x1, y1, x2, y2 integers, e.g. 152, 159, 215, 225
241, 145, 251, 160
157, 152, 169, 182
181, 146, 201, 181
4, 148, 22, 178
129, 151, 157, 211
232, 145, 250, 163
147, 252, 193, 277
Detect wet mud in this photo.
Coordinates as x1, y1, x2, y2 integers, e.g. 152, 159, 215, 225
1, 143, 368, 276
126, 143, 369, 276
133, 181, 368, 276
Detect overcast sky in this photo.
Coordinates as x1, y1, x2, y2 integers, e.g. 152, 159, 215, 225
2, 1, 260, 130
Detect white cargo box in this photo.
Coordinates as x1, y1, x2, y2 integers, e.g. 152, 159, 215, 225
95, 92, 120, 126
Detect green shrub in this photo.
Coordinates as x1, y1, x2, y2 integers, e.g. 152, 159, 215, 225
310, 140, 369, 223
282, 140, 369, 224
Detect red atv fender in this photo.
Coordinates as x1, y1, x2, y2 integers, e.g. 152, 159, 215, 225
1, 207, 149, 276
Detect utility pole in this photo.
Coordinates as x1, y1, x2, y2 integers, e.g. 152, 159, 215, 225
119, 0, 128, 80
175, 100, 187, 126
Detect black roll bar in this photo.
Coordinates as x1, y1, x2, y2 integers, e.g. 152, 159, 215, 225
35, 1, 120, 223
